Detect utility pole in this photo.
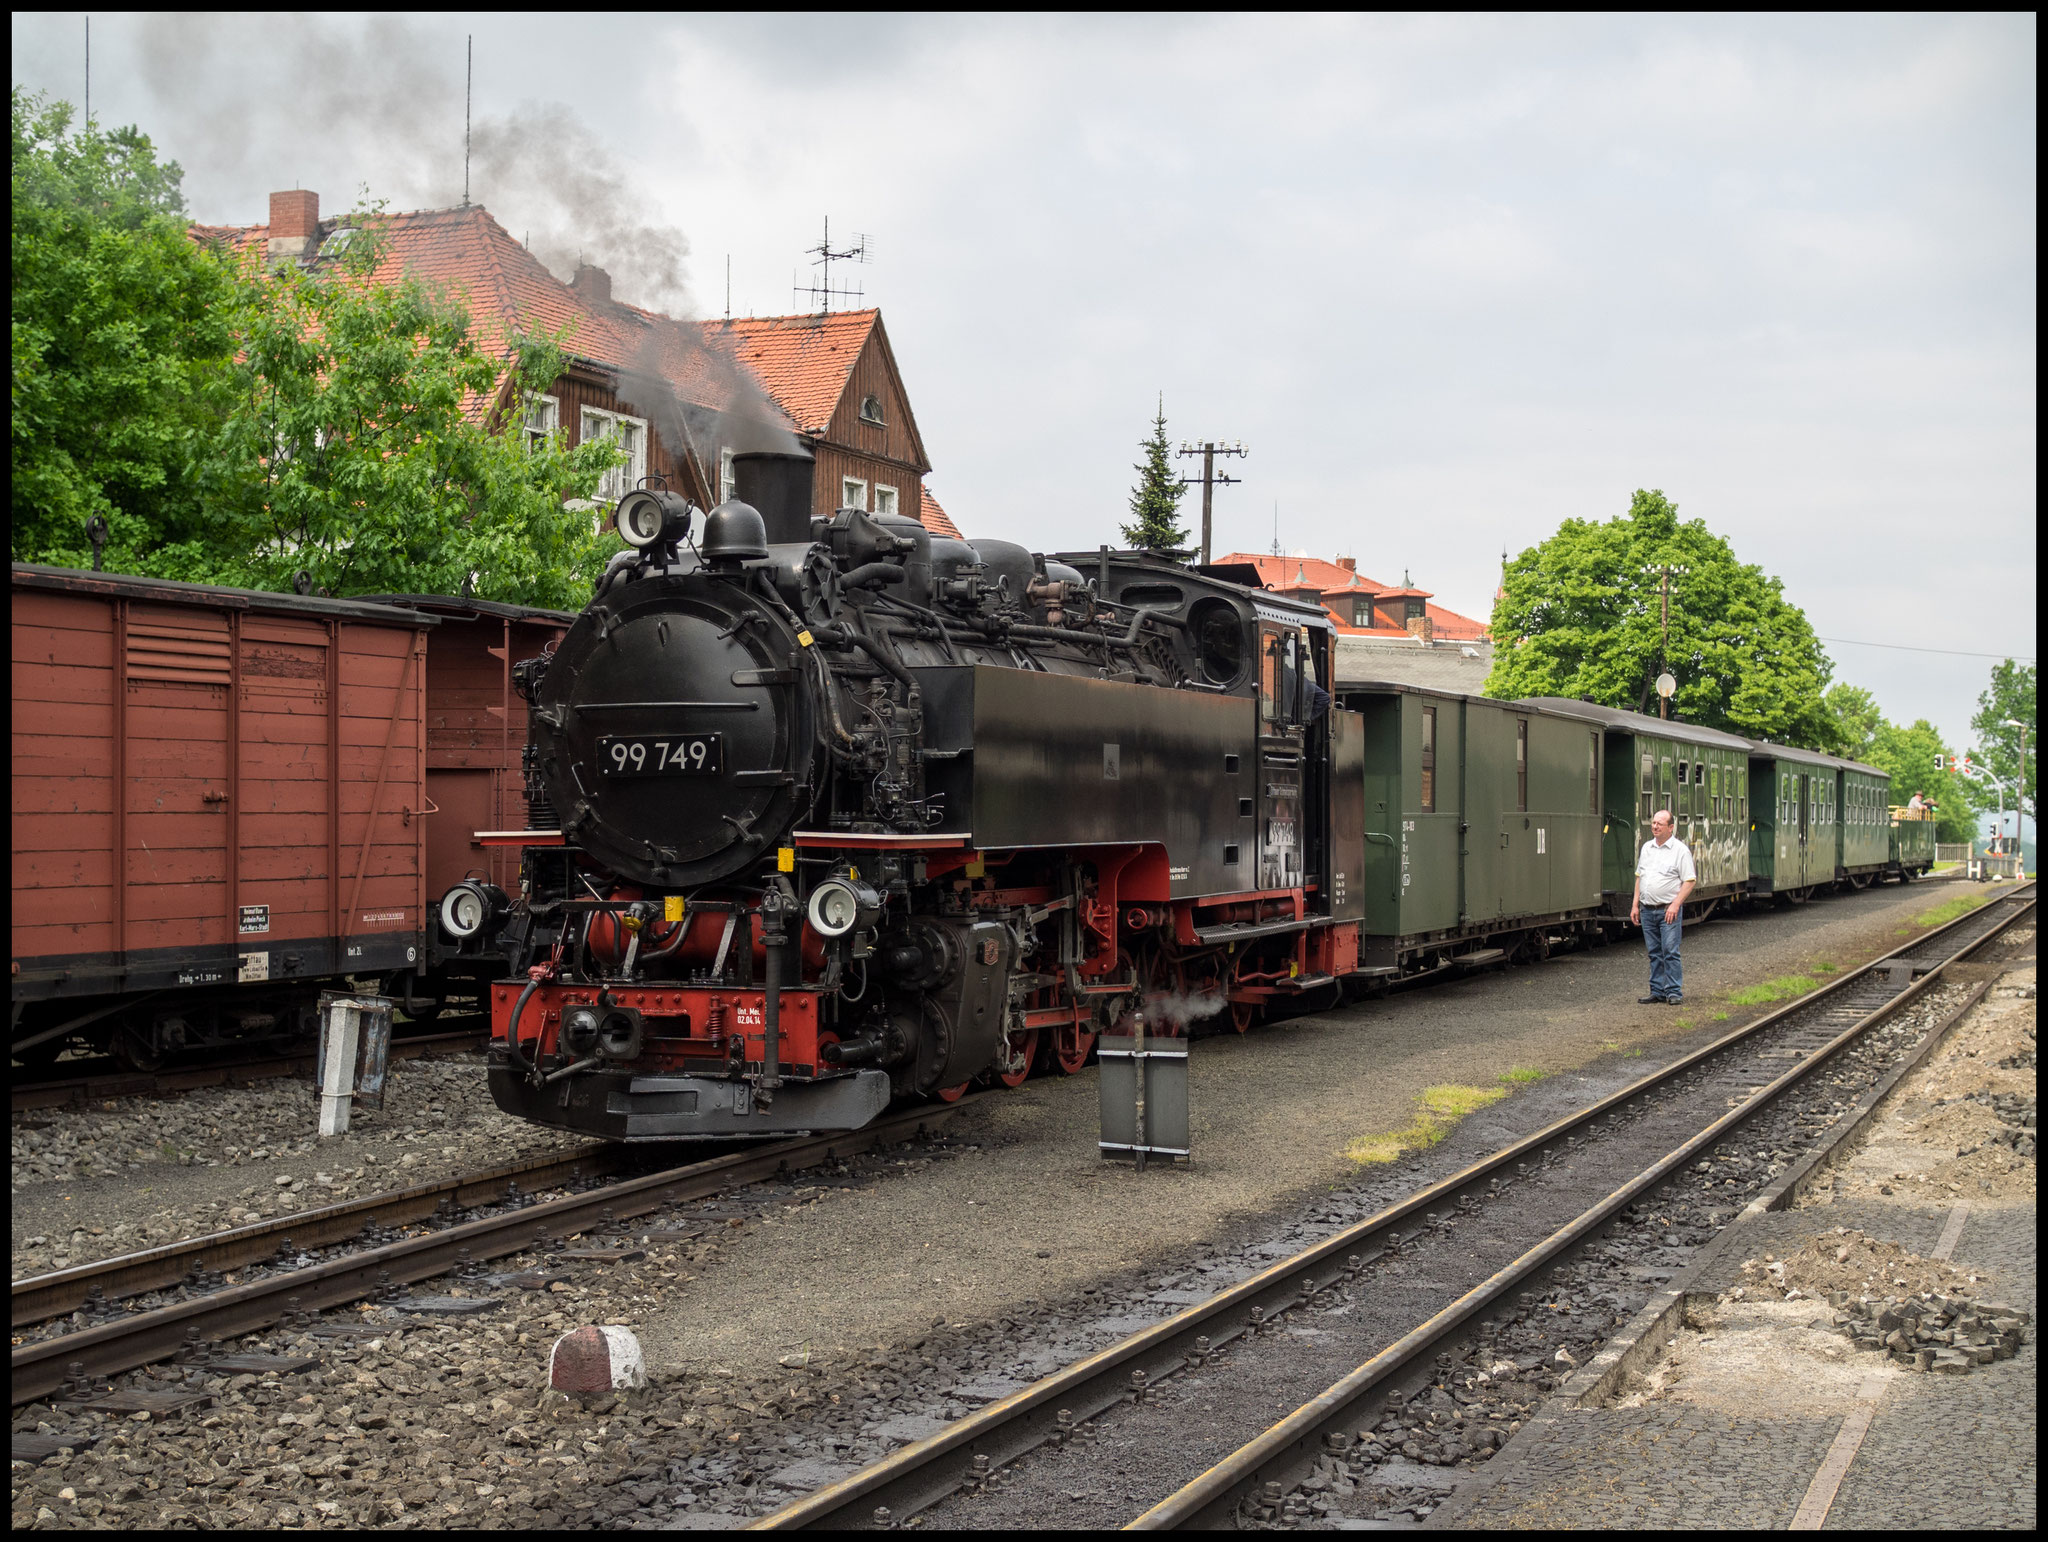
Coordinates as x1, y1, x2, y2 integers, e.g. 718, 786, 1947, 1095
1176, 440, 1246, 566
1659, 567, 1671, 720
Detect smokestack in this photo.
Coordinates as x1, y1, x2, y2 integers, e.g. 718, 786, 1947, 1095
732, 449, 817, 545
268, 189, 320, 263
572, 263, 613, 305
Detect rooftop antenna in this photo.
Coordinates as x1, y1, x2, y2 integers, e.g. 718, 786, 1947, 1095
1270, 499, 1281, 557
462, 35, 472, 206
725, 255, 731, 323
794, 215, 867, 315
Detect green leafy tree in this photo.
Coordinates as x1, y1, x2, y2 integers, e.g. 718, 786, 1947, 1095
11, 89, 238, 572
1122, 394, 1188, 552
200, 218, 622, 606
1969, 659, 2035, 844
1823, 682, 1884, 758
1485, 489, 1840, 748
1863, 718, 1983, 844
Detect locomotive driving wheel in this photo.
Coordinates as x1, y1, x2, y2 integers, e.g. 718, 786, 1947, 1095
1227, 950, 1259, 1033
1049, 1019, 1096, 1074
997, 1029, 1039, 1089
934, 1081, 970, 1103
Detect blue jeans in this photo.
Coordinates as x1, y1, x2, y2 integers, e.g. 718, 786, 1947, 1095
1641, 908, 1683, 1001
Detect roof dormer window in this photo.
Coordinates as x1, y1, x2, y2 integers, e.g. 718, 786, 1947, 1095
859, 393, 885, 426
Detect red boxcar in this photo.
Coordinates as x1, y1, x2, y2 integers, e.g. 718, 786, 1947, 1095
357, 595, 572, 1004
11, 565, 435, 1065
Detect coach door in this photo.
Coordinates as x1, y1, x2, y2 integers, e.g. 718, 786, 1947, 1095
1797, 772, 1812, 886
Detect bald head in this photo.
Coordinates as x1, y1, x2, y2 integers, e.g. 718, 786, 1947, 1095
1651, 810, 1675, 838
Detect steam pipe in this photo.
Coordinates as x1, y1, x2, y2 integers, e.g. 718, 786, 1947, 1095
504, 974, 543, 1078
840, 562, 908, 591
759, 890, 789, 1104
814, 624, 917, 690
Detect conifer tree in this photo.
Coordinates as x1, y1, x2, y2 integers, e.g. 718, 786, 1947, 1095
1122, 395, 1188, 551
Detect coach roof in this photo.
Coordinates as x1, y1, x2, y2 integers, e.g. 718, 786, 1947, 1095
1513, 697, 1754, 751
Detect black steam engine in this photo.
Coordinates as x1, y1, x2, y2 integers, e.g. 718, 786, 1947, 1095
484, 448, 1357, 1139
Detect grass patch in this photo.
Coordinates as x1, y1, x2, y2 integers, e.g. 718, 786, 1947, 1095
1676, 1017, 1694, 1029
1499, 1066, 1547, 1085
1345, 1083, 1507, 1166
1713, 1011, 1731, 1022
1813, 962, 1838, 975
1914, 893, 1990, 929
1726, 973, 1821, 1008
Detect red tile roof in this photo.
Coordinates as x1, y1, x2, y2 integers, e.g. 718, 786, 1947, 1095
920, 486, 962, 539
709, 311, 881, 436
1216, 552, 1489, 639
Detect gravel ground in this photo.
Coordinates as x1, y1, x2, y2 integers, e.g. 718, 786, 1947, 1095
6, 877, 1995, 1529
12, 1055, 583, 1279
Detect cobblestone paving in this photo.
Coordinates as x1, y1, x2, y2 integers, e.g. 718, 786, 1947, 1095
1826, 1206, 2035, 1531
1457, 1405, 1840, 1528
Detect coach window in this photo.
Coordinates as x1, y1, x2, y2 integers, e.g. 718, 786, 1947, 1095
1640, 754, 1654, 823
1516, 719, 1528, 812
1421, 706, 1437, 812
1588, 733, 1599, 813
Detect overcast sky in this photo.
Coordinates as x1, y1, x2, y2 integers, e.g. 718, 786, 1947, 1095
14, 13, 2036, 751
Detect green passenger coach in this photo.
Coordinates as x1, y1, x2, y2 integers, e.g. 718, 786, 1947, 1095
1888, 805, 1937, 880
1836, 759, 1892, 886
1748, 741, 1843, 902
1339, 686, 1606, 971
1516, 700, 1752, 917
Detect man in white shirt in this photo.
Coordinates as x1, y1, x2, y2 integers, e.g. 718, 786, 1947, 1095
1631, 809, 1697, 1004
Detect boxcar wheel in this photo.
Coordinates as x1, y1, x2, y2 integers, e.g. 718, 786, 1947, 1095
112, 1028, 164, 1073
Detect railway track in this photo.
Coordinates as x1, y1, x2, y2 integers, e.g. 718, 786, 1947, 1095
9, 1025, 487, 1114
10, 1097, 972, 1406
751, 884, 2035, 1530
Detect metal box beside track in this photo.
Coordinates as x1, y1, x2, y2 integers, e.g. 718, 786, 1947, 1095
11, 565, 434, 1036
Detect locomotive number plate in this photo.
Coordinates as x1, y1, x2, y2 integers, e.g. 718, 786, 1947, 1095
598, 734, 722, 777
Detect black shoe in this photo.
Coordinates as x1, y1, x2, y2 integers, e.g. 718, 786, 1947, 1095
1638, 996, 1661, 1004
1664, 996, 1683, 1005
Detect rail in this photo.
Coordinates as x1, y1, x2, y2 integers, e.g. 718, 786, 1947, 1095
748, 884, 2035, 1530
11, 1098, 973, 1406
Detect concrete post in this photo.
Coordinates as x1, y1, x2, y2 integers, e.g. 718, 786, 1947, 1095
319, 996, 362, 1138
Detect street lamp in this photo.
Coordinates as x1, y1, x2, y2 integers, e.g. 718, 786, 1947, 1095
2001, 717, 2030, 865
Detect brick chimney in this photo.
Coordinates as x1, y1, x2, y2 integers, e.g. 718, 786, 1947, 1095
268, 189, 319, 263
1337, 556, 1357, 573
572, 264, 613, 305
1405, 613, 1435, 645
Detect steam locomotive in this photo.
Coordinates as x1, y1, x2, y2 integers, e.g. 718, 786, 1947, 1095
475, 448, 1352, 1139
474, 448, 1920, 1142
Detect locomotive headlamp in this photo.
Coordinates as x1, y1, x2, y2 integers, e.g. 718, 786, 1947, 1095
807, 876, 882, 938
438, 880, 508, 940
615, 488, 693, 551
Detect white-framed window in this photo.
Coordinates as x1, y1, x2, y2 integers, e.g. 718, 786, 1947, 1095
580, 406, 648, 504
720, 446, 737, 503
522, 394, 560, 453
872, 484, 898, 517
841, 476, 868, 512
